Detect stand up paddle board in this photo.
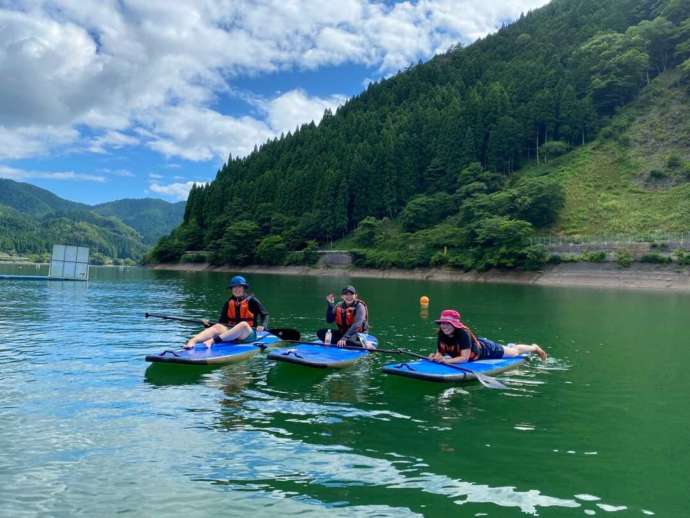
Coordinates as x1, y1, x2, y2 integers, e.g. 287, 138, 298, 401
145, 331, 280, 365
382, 355, 526, 382
267, 335, 378, 368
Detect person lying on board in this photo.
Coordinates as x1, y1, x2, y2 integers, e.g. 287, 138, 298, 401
316, 285, 374, 348
184, 275, 269, 349
428, 309, 547, 364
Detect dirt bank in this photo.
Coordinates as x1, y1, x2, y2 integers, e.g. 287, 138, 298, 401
148, 262, 690, 291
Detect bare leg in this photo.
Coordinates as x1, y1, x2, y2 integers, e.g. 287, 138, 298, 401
185, 323, 228, 348
201, 321, 253, 347
503, 343, 547, 361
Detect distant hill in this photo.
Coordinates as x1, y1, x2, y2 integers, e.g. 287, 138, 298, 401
0, 178, 89, 217
93, 198, 186, 245
0, 179, 185, 261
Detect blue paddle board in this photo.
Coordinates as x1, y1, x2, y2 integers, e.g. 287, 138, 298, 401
267, 335, 378, 368
145, 332, 280, 365
382, 355, 526, 382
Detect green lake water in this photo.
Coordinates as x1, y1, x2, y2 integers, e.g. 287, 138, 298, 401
1, 265, 688, 516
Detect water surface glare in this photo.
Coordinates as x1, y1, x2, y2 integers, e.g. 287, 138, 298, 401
1, 266, 687, 516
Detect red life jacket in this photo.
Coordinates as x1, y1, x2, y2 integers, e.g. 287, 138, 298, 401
334, 300, 368, 333
226, 297, 255, 327
438, 322, 483, 360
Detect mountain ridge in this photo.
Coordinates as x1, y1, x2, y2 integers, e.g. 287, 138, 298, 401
0, 178, 185, 260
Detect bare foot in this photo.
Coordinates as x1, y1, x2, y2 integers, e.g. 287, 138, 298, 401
184, 341, 195, 349
533, 344, 548, 361
203, 339, 213, 348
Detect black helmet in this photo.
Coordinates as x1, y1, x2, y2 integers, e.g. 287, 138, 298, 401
341, 285, 357, 294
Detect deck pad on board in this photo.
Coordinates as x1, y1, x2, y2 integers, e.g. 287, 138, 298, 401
145, 332, 279, 365
267, 335, 378, 368
382, 356, 526, 382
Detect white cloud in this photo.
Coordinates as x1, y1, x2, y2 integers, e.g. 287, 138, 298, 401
0, 125, 79, 160
87, 131, 139, 154
0, 0, 550, 163
263, 90, 347, 135
0, 165, 105, 182
97, 168, 135, 177
142, 104, 276, 160
149, 180, 206, 201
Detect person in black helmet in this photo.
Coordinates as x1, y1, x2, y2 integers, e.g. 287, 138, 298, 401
316, 285, 371, 348
184, 275, 269, 348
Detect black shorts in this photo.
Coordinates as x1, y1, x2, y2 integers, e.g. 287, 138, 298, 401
477, 338, 504, 359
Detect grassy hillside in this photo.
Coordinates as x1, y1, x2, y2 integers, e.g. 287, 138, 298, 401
520, 71, 690, 237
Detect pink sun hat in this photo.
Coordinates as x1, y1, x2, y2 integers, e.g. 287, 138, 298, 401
434, 309, 464, 329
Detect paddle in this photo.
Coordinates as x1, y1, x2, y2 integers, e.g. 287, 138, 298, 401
144, 312, 301, 341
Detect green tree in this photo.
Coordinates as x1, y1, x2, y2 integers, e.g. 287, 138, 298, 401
352, 217, 383, 247
675, 19, 690, 61
217, 220, 260, 265
400, 193, 456, 232
680, 58, 690, 87
149, 234, 185, 263
256, 235, 288, 265
512, 178, 565, 227
662, 0, 690, 24
471, 216, 534, 269
576, 32, 650, 112
627, 17, 676, 74
539, 141, 571, 164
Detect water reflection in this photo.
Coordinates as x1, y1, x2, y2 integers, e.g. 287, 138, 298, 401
189, 428, 582, 515
144, 363, 220, 387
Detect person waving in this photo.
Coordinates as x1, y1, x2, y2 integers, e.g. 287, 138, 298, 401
317, 285, 371, 348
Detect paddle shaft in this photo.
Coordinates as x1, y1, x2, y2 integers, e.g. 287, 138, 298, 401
145, 312, 214, 326
144, 313, 301, 340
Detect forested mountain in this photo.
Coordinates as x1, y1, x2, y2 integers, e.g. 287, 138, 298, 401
151, 0, 690, 270
0, 178, 90, 217
0, 179, 185, 261
92, 198, 186, 245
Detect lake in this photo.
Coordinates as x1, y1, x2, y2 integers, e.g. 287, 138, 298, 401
0, 265, 687, 516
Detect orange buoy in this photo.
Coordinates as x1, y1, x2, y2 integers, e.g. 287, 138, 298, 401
419, 295, 430, 306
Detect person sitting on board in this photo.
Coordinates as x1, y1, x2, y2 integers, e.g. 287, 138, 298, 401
316, 285, 373, 348
184, 275, 269, 349
428, 309, 547, 363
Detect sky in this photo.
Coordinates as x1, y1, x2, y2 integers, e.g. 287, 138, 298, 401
0, 0, 550, 205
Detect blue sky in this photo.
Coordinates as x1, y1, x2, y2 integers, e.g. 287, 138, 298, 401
0, 0, 549, 205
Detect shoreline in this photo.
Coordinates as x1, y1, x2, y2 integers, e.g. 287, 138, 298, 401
149, 262, 690, 292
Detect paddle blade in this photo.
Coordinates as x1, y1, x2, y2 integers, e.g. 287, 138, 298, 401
473, 372, 509, 390
270, 328, 301, 341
